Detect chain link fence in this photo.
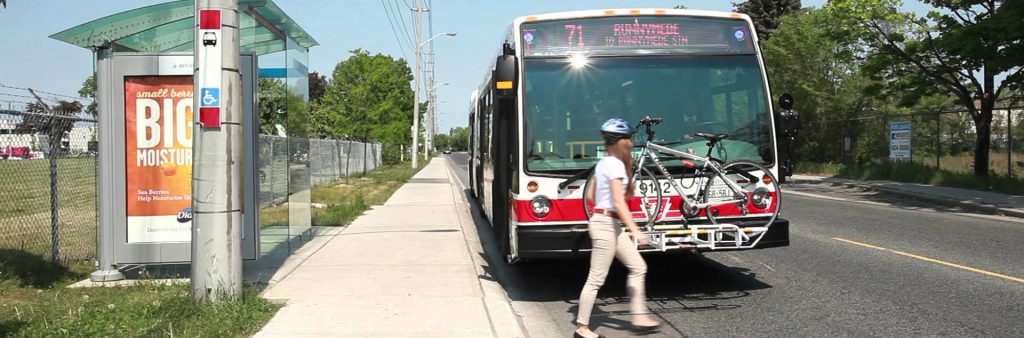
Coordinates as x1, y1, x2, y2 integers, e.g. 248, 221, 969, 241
1, 109, 386, 263
308, 138, 382, 186
0, 107, 98, 263
812, 106, 1024, 177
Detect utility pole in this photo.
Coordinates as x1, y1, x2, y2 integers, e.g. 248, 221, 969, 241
411, 0, 425, 168
192, 0, 242, 303
426, 0, 435, 156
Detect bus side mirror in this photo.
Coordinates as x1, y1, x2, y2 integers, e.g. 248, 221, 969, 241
494, 43, 518, 100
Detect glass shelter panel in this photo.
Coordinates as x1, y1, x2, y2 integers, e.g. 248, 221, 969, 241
285, 38, 311, 244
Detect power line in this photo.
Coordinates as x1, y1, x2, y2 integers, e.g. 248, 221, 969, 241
0, 92, 40, 100
391, 0, 415, 48
380, 0, 409, 60
0, 83, 90, 102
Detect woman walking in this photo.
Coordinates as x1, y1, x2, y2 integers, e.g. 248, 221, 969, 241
574, 118, 661, 338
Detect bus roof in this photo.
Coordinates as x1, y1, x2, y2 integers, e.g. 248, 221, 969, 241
511, 8, 752, 27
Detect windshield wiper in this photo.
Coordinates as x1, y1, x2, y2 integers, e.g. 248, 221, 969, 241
557, 166, 595, 190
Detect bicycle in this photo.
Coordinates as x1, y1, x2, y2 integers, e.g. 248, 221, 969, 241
560, 116, 781, 249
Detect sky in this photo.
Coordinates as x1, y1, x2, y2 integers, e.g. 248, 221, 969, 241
0, 0, 933, 133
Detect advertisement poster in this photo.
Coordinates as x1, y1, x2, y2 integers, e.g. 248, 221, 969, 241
889, 121, 912, 162
125, 76, 194, 243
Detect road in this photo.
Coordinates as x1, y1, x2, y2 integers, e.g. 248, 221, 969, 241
444, 153, 1024, 337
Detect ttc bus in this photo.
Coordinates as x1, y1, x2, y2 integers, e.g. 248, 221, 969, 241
468, 9, 796, 263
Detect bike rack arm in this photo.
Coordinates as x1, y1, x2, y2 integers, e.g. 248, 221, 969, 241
558, 166, 595, 190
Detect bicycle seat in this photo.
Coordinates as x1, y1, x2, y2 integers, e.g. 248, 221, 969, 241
695, 132, 729, 142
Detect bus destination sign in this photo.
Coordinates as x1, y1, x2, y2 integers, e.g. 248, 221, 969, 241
522, 16, 754, 56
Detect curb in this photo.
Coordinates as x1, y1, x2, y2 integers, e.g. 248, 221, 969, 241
811, 179, 1024, 220
444, 158, 531, 338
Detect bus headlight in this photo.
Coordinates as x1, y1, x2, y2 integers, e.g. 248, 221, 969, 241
752, 187, 771, 209
531, 195, 551, 217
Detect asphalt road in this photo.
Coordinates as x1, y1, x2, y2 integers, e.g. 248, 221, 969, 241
444, 153, 1024, 337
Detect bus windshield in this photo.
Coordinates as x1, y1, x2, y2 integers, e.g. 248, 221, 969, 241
523, 55, 773, 174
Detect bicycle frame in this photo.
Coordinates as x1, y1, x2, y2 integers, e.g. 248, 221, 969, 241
633, 140, 774, 250
634, 141, 749, 214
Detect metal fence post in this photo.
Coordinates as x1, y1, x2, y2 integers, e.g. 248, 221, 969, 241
1007, 108, 1012, 177
345, 140, 353, 184
339, 139, 348, 181
935, 111, 941, 170
363, 141, 368, 174
48, 113, 61, 262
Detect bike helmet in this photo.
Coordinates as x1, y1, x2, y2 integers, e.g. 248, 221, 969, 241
600, 118, 635, 143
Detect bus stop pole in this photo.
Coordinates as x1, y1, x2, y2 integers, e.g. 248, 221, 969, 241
192, 0, 242, 302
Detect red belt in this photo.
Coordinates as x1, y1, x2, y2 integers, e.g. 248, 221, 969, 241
592, 208, 620, 218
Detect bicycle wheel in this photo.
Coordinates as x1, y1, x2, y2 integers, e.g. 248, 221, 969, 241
581, 166, 663, 226
702, 160, 781, 227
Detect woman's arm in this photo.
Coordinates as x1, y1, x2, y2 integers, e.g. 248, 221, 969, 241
609, 178, 649, 245
585, 176, 595, 204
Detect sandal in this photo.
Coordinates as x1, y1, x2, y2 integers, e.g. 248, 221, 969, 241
573, 331, 607, 338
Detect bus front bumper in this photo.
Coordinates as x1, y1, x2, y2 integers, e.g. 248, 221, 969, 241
514, 218, 790, 259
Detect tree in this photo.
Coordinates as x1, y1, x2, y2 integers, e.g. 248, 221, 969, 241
258, 78, 288, 135
674, 5, 687, 9
733, 0, 802, 42
826, 0, 1024, 176
78, 75, 97, 116
448, 127, 469, 151
16, 100, 83, 153
308, 71, 327, 104
317, 49, 414, 163
763, 7, 876, 162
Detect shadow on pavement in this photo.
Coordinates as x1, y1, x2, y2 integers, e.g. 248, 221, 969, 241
461, 188, 772, 308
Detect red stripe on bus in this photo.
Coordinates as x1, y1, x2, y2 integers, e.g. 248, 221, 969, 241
512, 193, 778, 223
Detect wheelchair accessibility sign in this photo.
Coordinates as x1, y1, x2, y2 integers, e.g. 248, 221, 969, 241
200, 88, 220, 107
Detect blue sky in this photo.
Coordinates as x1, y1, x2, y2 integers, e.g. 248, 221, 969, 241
1, 0, 931, 133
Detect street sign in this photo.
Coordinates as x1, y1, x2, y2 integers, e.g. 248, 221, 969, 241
200, 88, 220, 107
196, 9, 222, 128
889, 121, 911, 162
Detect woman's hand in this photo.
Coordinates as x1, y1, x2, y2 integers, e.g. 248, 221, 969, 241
631, 231, 650, 246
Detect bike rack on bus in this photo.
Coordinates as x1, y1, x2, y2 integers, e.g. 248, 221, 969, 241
651, 224, 769, 250
633, 231, 668, 252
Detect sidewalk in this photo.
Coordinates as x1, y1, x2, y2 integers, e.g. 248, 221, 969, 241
791, 174, 1024, 219
254, 158, 525, 337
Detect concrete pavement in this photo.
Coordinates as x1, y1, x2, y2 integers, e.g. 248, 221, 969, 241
791, 174, 1024, 219
254, 158, 526, 338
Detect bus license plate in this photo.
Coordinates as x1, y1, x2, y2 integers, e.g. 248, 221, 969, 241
707, 182, 731, 200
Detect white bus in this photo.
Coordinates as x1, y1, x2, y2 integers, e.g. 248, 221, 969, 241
468, 9, 798, 263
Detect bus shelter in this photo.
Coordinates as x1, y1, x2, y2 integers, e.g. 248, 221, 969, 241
50, 0, 318, 281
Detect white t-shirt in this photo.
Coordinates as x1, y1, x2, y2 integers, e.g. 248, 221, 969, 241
593, 156, 629, 210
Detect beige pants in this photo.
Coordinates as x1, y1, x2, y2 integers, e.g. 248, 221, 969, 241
576, 213, 649, 326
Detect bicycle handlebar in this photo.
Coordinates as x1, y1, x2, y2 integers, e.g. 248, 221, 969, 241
640, 116, 662, 126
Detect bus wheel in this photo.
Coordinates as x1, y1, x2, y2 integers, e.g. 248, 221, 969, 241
493, 216, 512, 262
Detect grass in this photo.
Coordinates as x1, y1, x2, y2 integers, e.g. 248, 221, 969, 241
0, 158, 98, 260
0, 250, 280, 337
797, 160, 1024, 195
912, 150, 1024, 177
310, 159, 429, 227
